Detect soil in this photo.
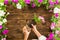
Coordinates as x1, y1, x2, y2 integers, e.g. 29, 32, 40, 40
6, 4, 53, 40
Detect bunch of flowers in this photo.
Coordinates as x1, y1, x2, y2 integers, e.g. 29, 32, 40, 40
0, 0, 9, 40
50, 7, 60, 40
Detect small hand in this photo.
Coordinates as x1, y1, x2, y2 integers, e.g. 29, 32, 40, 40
23, 26, 30, 38
31, 24, 37, 31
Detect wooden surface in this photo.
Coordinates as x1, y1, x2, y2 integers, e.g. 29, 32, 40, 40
6, 5, 53, 40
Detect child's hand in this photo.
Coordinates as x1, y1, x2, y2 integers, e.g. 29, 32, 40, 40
23, 26, 30, 36
31, 24, 37, 31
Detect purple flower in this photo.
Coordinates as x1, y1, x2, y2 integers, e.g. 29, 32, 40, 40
48, 5, 54, 8
0, 25, 2, 29
38, 0, 43, 3
49, 0, 54, 5
39, 16, 45, 23
55, 0, 59, 4
12, 0, 18, 4
46, 32, 54, 40
4, 0, 8, 5
25, 0, 30, 4
31, 3, 36, 8
50, 22, 56, 29
54, 13, 59, 18
2, 30, 9, 35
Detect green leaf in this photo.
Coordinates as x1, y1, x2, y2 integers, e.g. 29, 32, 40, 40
55, 36, 60, 40
19, 0, 25, 7
56, 27, 60, 30
56, 5, 60, 8
52, 0, 56, 2
0, 0, 4, 2
43, 0, 48, 4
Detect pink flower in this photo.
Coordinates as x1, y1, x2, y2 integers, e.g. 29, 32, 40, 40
39, 16, 45, 23
31, 3, 36, 8
12, 0, 18, 3
50, 22, 56, 29
0, 25, 2, 29
49, 0, 54, 5
1, 38, 6, 40
2, 30, 9, 35
25, 0, 30, 4
54, 13, 59, 18
55, 30, 60, 34
46, 32, 54, 40
38, 0, 43, 3
48, 5, 54, 8
55, 0, 59, 4
4, 0, 8, 5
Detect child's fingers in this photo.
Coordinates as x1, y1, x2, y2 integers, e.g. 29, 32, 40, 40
31, 24, 34, 27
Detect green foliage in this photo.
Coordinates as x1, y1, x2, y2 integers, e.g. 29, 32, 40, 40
0, 0, 4, 2
56, 5, 60, 8
51, 16, 58, 23
19, 0, 26, 7
34, 0, 41, 7
42, 0, 48, 4
33, 14, 41, 23
55, 27, 60, 30
0, 4, 6, 11
54, 34, 60, 40
52, 0, 56, 2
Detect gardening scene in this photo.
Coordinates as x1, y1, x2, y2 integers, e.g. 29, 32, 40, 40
0, 0, 60, 40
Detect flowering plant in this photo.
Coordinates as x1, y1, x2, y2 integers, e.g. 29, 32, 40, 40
0, 0, 9, 40
0, 0, 60, 40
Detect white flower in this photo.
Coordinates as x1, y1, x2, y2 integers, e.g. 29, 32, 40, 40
1, 38, 6, 40
7, 12, 10, 15
0, 21, 3, 25
16, 3, 22, 9
3, 19, 7, 23
54, 7, 60, 13
0, 10, 5, 16
55, 30, 59, 34
0, 2, 4, 6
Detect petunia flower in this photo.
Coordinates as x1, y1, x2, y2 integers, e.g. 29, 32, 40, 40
48, 5, 54, 8
0, 25, 2, 29
38, 16, 45, 23
1, 38, 6, 40
54, 7, 60, 13
50, 22, 56, 29
4, 0, 8, 5
16, 3, 22, 9
55, 0, 59, 4
54, 13, 59, 18
2, 29, 9, 35
12, 0, 18, 4
49, 0, 54, 5
3, 19, 7, 23
25, 0, 30, 4
0, 10, 5, 16
31, 3, 36, 8
38, 0, 43, 3
55, 30, 60, 34
46, 32, 54, 40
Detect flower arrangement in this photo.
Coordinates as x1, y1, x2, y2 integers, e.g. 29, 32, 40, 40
0, 0, 60, 40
